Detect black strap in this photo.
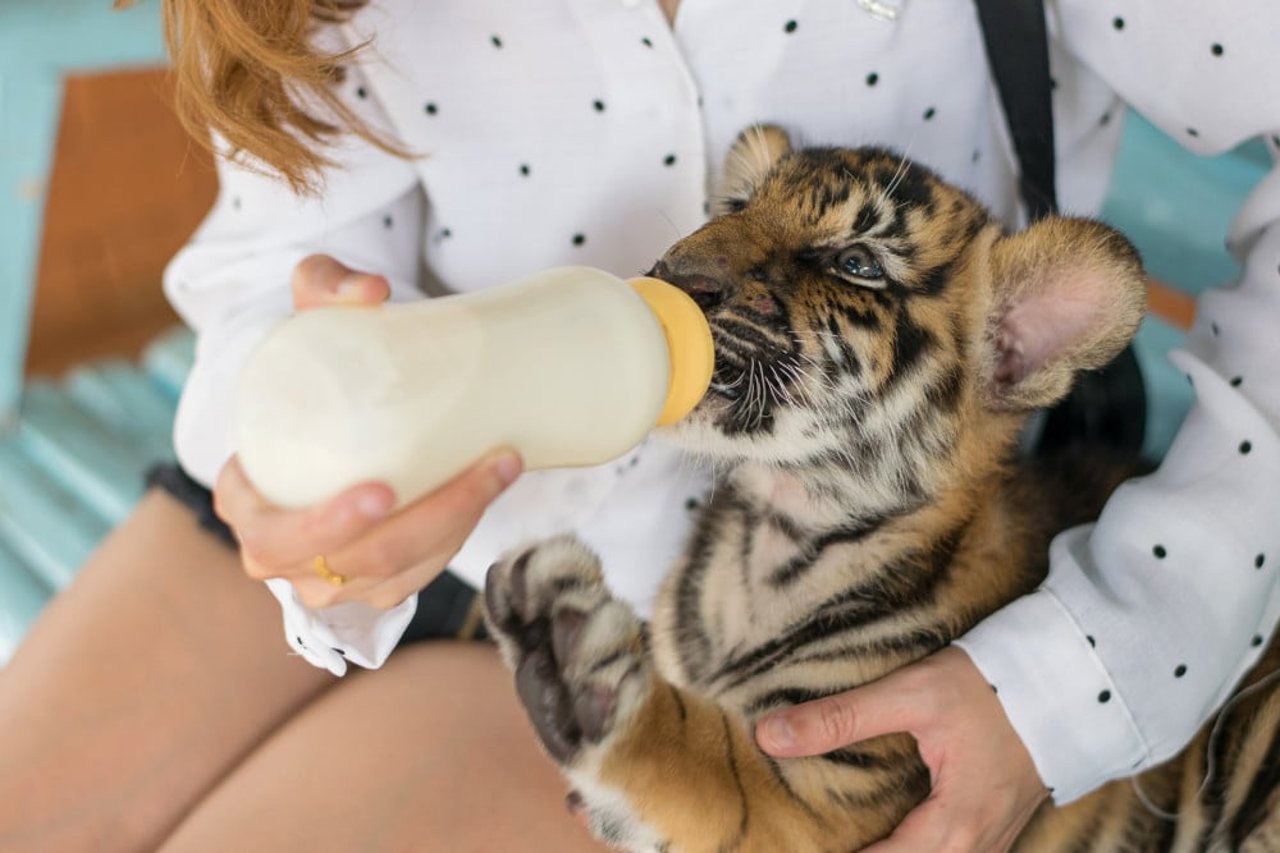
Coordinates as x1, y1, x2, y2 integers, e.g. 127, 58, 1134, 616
973, 0, 1147, 456
973, 0, 1058, 222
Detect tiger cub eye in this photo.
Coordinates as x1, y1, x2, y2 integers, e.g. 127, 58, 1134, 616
836, 246, 884, 283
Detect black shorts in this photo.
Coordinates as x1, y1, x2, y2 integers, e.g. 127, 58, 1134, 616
145, 463, 488, 645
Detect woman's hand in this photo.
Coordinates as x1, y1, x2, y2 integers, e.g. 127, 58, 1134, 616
213, 254, 523, 610
755, 646, 1049, 853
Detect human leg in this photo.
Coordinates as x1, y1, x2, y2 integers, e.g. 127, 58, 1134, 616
159, 641, 604, 853
0, 490, 334, 852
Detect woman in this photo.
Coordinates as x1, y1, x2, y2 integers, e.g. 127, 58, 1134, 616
0, 1, 1276, 850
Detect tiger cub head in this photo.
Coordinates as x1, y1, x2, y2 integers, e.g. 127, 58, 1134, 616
657, 126, 1146, 511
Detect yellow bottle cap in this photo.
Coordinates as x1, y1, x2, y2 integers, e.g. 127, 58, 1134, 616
629, 277, 715, 426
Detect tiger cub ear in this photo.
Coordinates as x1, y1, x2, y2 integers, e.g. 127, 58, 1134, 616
712, 124, 793, 216
980, 216, 1147, 412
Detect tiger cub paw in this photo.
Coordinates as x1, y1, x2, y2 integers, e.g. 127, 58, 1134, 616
483, 534, 653, 768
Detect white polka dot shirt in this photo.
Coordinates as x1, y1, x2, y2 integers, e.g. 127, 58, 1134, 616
162, 0, 1280, 805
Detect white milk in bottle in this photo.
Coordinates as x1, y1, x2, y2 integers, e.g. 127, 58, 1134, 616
233, 266, 714, 508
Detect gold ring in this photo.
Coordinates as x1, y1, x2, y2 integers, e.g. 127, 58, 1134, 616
312, 555, 348, 586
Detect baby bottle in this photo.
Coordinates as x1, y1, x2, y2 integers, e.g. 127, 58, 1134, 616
233, 266, 714, 508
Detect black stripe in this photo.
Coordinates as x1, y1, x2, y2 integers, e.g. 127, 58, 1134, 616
763, 754, 829, 826
670, 683, 688, 724
882, 307, 934, 391
1229, 710, 1280, 848
767, 518, 888, 588
1198, 712, 1244, 849
853, 204, 879, 235
841, 301, 881, 330
743, 684, 859, 718
787, 626, 950, 667
915, 258, 955, 298
712, 522, 970, 691
821, 747, 894, 771
875, 161, 936, 215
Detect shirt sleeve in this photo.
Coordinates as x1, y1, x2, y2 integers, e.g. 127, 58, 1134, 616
162, 55, 426, 677
955, 0, 1280, 803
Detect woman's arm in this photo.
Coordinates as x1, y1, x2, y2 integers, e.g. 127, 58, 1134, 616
955, 0, 1280, 802
162, 49, 509, 675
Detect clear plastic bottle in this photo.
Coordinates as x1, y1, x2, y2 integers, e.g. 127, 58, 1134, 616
233, 266, 714, 508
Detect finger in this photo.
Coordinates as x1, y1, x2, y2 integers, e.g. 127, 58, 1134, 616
756, 666, 935, 757
291, 253, 390, 310
215, 457, 397, 573
320, 450, 523, 596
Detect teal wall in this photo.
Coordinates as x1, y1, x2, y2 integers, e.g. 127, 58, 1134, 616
0, 0, 168, 424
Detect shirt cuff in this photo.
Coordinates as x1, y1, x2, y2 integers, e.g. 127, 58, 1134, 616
265, 578, 417, 676
952, 534, 1149, 804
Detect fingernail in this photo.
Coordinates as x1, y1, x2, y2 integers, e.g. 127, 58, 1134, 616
355, 489, 394, 518
761, 715, 796, 751
490, 452, 523, 488
336, 274, 371, 302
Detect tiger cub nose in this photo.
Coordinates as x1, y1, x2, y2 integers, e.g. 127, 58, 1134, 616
650, 260, 729, 312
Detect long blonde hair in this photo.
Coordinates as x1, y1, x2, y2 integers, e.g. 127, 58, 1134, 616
142, 0, 404, 193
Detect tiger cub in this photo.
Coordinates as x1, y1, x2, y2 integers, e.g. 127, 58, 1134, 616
484, 127, 1280, 851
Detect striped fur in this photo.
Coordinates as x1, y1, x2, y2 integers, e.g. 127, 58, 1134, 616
484, 127, 1280, 851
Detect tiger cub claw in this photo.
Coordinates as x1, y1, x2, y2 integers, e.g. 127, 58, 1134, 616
484, 534, 652, 769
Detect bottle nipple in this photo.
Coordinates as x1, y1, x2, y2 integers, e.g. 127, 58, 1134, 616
628, 277, 715, 425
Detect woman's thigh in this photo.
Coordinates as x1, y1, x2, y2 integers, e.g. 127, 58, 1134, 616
159, 641, 604, 853
0, 490, 333, 853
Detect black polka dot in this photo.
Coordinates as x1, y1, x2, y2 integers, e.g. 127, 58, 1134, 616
231, 196, 242, 211
1253, 635, 1264, 647
1256, 554, 1266, 569
685, 497, 700, 511
1187, 127, 1200, 138
355, 86, 367, 99
972, 149, 981, 163
383, 215, 393, 229
296, 636, 306, 647
1211, 43, 1224, 56
642, 36, 653, 48
1153, 544, 1167, 559
1098, 690, 1112, 703
424, 102, 438, 115
991, 684, 998, 694
866, 71, 879, 86
1113, 16, 1125, 30
664, 154, 677, 166
572, 233, 586, 246
923, 106, 937, 121
1239, 440, 1253, 455
519, 163, 531, 177
1273, 136, 1280, 148
491, 34, 503, 48
593, 99, 606, 112
331, 646, 346, 657
1230, 376, 1243, 387
1211, 321, 1221, 336
438, 227, 452, 240
1174, 664, 1187, 678
1087, 635, 1096, 648
784, 19, 798, 33
1100, 112, 1112, 127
